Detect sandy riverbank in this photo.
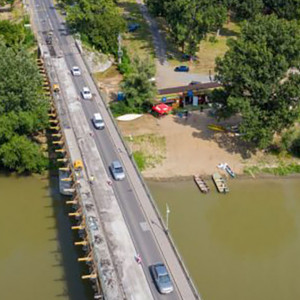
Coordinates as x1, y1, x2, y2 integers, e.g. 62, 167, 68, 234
118, 110, 265, 179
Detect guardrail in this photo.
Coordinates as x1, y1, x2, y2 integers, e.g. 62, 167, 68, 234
80, 53, 201, 299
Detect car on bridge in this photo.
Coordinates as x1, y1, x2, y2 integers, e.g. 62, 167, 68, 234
92, 113, 105, 130
174, 65, 189, 72
150, 263, 174, 294
81, 87, 92, 100
71, 66, 81, 76
110, 160, 125, 181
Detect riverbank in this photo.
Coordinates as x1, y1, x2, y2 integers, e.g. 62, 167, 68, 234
118, 111, 300, 179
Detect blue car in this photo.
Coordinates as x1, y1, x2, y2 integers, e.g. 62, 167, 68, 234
128, 23, 140, 32
174, 65, 189, 72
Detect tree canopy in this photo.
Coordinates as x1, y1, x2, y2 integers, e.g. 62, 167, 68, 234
64, 0, 125, 54
111, 57, 157, 115
146, 0, 227, 55
214, 15, 300, 148
0, 41, 49, 172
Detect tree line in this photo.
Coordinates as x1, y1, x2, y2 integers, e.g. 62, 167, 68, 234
214, 15, 300, 149
0, 19, 49, 173
146, 0, 300, 55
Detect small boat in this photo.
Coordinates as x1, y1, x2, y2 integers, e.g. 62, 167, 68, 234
116, 114, 143, 121
194, 175, 210, 193
225, 164, 235, 178
208, 124, 226, 132
212, 172, 229, 193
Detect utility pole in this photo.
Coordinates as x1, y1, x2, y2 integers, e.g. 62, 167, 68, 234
166, 203, 170, 233
117, 33, 123, 65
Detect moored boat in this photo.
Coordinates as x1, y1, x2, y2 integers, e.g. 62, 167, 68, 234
194, 175, 210, 193
225, 164, 235, 178
212, 172, 229, 193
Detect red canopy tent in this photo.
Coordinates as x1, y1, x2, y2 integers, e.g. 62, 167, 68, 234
152, 103, 172, 115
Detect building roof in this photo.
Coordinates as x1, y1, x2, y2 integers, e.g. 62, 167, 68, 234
158, 82, 221, 96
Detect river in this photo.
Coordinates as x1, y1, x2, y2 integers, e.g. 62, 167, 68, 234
0, 173, 92, 300
148, 177, 300, 300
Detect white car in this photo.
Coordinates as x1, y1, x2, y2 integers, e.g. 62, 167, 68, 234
71, 66, 81, 76
81, 87, 92, 100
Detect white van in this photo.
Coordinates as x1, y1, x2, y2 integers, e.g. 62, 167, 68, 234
92, 113, 105, 129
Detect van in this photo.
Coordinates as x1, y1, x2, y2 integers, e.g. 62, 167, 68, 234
92, 113, 105, 129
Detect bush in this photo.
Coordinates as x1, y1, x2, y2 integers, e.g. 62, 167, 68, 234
110, 101, 136, 117
291, 137, 300, 157
118, 48, 133, 75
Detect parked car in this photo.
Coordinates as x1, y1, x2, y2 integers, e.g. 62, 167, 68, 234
128, 23, 140, 32
174, 65, 189, 72
150, 263, 174, 294
92, 113, 105, 129
71, 66, 81, 76
189, 81, 201, 85
110, 160, 125, 181
81, 87, 92, 100
46, 35, 52, 45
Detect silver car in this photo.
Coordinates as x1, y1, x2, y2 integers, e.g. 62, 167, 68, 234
110, 160, 125, 181
81, 87, 92, 100
150, 263, 174, 294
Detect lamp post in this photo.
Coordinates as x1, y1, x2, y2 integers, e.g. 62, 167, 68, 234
166, 203, 170, 233
117, 33, 123, 64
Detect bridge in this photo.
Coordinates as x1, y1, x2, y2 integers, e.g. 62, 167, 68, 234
28, 0, 201, 299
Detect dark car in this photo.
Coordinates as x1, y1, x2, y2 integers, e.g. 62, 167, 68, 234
189, 81, 201, 85
128, 23, 140, 32
150, 263, 174, 294
46, 35, 52, 45
174, 65, 189, 72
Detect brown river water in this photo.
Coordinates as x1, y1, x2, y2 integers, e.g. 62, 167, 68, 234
1, 172, 299, 300
0, 173, 92, 300
148, 177, 300, 300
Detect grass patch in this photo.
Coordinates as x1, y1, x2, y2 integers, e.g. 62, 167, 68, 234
195, 22, 240, 73
155, 17, 240, 72
244, 162, 300, 176
94, 65, 121, 80
125, 134, 166, 170
133, 150, 147, 171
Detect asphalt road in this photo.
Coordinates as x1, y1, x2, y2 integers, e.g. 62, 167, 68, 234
31, 0, 181, 299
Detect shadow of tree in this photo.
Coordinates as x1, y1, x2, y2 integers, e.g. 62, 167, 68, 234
172, 110, 256, 159
219, 27, 240, 37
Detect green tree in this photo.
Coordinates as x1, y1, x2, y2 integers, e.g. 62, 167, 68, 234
121, 57, 157, 111
231, 0, 264, 19
215, 15, 300, 148
0, 135, 47, 173
111, 57, 157, 115
0, 42, 49, 172
0, 0, 14, 7
146, 0, 227, 55
0, 20, 25, 47
66, 0, 125, 54
146, 0, 166, 17
263, 0, 300, 20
